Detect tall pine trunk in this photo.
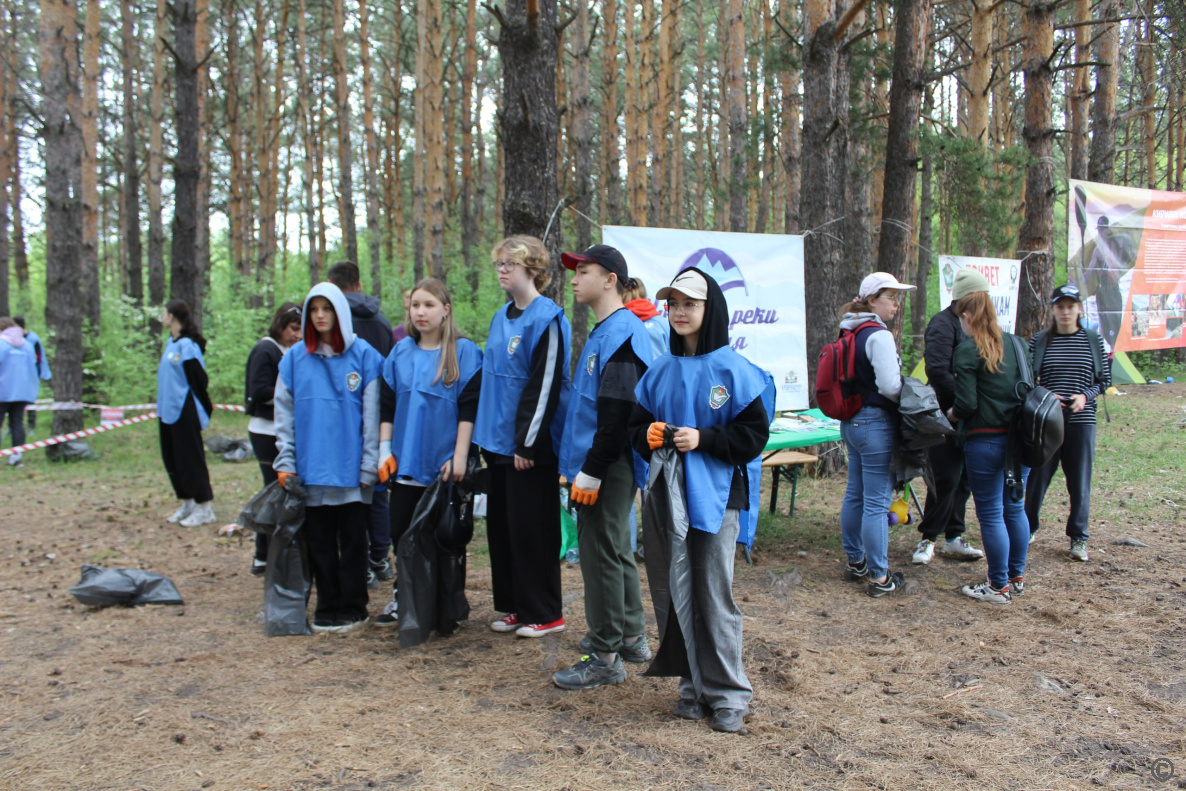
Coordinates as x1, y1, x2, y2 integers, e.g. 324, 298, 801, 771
1087, 0, 1119, 184
725, 0, 746, 231
80, 0, 100, 327
1067, 0, 1090, 180
460, 0, 478, 293
570, 0, 593, 353
147, 0, 166, 306
360, 0, 383, 297
296, 0, 319, 283
422, 0, 446, 280
170, 0, 203, 316
600, 0, 621, 226
0, 6, 11, 317
120, 0, 142, 302
332, 0, 358, 265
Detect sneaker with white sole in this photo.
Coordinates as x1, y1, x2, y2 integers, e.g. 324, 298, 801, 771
867, 571, 905, 597
180, 501, 216, 527
333, 616, 370, 634
1029, 532, 1037, 545
515, 618, 565, 638
941, 537, 984, 561
843, 558, 869, 581
490, 613, 520, 633
167, 500, 196, 523
250, 558, 267, 576
7, 452, 23, 467
962, 580, 1011, 604
1069, 539, 1089, 562
1009, 576, 1025, 596
579, 635, 653, 663
552, 654, 627, 690
912, 539, 935, 565
375, 597, 398, 627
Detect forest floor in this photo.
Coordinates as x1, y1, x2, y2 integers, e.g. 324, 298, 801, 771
1, 385, 1185, 791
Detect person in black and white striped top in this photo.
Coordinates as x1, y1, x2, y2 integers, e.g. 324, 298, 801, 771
1025, 285, 1111, 564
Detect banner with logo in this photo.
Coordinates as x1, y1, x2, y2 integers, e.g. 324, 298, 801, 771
1068, 179, 1186, 352
600, 225, 808, 411
937, 255, 1021, 333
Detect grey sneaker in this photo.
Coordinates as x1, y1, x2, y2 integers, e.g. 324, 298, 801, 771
941, 537, 985, 561
552, 654, 627, 690
673, 698, 707, 720
709, 708, 747, 734
962, 580, 1011, 604
1069, 539, 1089, 562
1009, 576, 1025, 596
579, 635, 653, 663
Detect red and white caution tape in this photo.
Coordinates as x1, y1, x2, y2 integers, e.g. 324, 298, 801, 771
212, 404, 246, 412
1, 411, 160, 457
24, 401, 241, 412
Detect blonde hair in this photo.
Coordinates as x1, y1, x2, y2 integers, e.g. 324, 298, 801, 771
622, 278, 647, 302
491, 235, 551, 291
408, 278, 463, 386
955, 290, 1004, 373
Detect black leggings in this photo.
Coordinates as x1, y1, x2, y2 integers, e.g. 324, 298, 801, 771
159, 395, 213, 502
250, 431, 280, 561
0, 402, 28, 449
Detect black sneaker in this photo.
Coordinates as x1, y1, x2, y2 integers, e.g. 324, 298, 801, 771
250, 558, 267, 576
312, 618, 336, 634
709, 708, 747, 734
374, 597, 398, 627
371, 557, 394, 581
579, 635, 653, 663
673, 698, 707, 720
552, 654, 627, 690
843, 558, 868, 582
867, 571, 905, 598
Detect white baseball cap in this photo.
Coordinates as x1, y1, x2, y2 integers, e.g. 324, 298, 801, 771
858, 272, 916, 299
656, 269, 710, 301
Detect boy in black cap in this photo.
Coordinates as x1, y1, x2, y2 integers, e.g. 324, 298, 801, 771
552, 244, 655, 690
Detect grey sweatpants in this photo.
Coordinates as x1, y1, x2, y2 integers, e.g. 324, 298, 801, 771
677, 508, 753, 713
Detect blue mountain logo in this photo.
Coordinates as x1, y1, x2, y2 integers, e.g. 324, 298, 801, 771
679, 248, 748, 295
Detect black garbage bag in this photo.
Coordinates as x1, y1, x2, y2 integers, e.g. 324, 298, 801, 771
898, 377, 955, 451
239, 477, 312, 636
68, 565, 184, 607
222, 440, 254, 463
47, 440, 97, 462
397, 454, 481, 649
204, 435, 238, 454
642, 446, 695, 681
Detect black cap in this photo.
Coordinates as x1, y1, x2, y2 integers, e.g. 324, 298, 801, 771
1051, 284, 1082, 304
561, 244, 628, 281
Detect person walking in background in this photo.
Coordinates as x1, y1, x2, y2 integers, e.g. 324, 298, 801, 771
244, 302, 303, 576
391, 288, 413, 344
623, 277, 669, 359
0, 317, 34, 467
836, 273, 914, 597
374, 278, 483, 628
326, 261, 397, 591
474, 235, 571, 639
12, 317, 51, 437
1025, 284, 1110, 563
273, 282, 384, 634
157, 299, 216, 527
552, 245, 653, 691
949, 284, 1031, 604
914, 270, 986, 565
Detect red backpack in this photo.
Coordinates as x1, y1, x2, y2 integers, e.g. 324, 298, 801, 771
815, 321, 882, 420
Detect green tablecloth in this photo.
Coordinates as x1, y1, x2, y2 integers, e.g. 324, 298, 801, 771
764, 408, 842, 452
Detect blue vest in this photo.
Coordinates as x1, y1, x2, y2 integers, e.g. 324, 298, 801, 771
0, 338, 35, 404
559, 309, 653, 484
635, 347, 775, 547
157, 337, 209, 429
474, 296, 571, 457
21, 331, 49, 402
383, 336, 483, 485
278, 338, 383, 488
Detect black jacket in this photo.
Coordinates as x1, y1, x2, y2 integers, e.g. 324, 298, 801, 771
344, 291, 394, 358
245, 337, 285, 421
923, 304, 967, 413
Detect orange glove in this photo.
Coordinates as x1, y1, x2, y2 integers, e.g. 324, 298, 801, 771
378, 441, 398, 484
570, 473, 601, 506
277, 470, 292, 490
647, 422, 669, 450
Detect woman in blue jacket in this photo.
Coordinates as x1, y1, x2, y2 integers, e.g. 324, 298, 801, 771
0, 317, 35, 466
158, 300, 216, 526
475, 235, 572, 639
373, 278, 483, 628
273, 282, 384, 634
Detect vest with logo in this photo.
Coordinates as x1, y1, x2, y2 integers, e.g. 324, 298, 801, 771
157, 336, 209, 429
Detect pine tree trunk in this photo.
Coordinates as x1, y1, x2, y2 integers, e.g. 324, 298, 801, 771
296, 0, 320, 283
170, 0, 203, 315
914, 115, 934, 353
195, 0, 211, 315
422, 0, 446, 280
725, 0, 746, 232
601, 0, 621, 226
1140, 1, 1156, 189
147, 0, 166, 305
80, 0, 101, 327
262, 0, 290, 302
496, 0, 564, 304
390, 4, 406, 264
332, 0, 358, 265
226, 2, 247, 275
0, 6, 9, 317
39, 0, 85, 436
460, 0, 478, 292
1068, 0, 1090, 180
412, 0, 426, 281
779, 0, 800, 234
623, 0, 646, 226
668, 0, 683, 229
571, 0, 593, 354
11, 140, 26, 292
694, 0, 707, 230
360, 0, 383, 296
1016, 0, 1055, 339
967, 0, 992, 146
119, 0, 142, 302
1087, 0, 1119, 185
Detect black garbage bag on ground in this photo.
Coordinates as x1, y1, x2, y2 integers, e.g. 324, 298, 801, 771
222, 441, 254, 463
47, 440, 97, 462
397, 454, 481, 649
204, 435, 238, 454
68, 565, 184, 607
898, 377, 955, 451
239, 477, 311, 636
642, 446, 695, 681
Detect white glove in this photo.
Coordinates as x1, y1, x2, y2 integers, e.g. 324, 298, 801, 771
379, 440, 392, 462
573, 472, 601, 491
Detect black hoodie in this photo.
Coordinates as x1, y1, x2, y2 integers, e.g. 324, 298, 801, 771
668, 267, 731, 357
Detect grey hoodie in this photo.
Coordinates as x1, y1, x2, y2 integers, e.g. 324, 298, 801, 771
839, 312, 903, 403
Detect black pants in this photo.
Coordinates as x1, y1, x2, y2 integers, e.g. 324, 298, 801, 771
0, 401, 28, 448
485, 461, 563, 625
1025, 422, 1096, 541
305, 501, 370, 622
917, 436, 971, 541
159, 395, 213, 502
389, 483, 428, 556
250, 431, 280, 561
367, 488, 391, 564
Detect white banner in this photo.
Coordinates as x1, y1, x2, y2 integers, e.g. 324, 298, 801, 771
937, 255, 1021, 333
600, 226, 808, 411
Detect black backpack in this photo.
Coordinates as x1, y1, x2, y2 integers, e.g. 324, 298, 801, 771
1008, 334, 1065, 471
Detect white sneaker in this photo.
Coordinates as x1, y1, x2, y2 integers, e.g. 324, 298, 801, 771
7, 452, 23, 467
167, 500, 196, 523
180, 501, 216, 527
962, 580, 1012, 604
1069, 539, 1089, 562
912, 539, 935, 565
941, 537, 985, 561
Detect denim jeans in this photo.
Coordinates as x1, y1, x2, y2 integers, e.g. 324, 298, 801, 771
840, 406, 896, 581
964, 434, 1029, 588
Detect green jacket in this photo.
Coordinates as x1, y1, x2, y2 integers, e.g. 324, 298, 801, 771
951, 332, 1031, 438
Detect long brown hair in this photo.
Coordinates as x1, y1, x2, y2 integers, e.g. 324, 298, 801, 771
408, 278, 463, 386
491, 235, 551, 291
840, 289, 889, 317
955, 290, 1004, 373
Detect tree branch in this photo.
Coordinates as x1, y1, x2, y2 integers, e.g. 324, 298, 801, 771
481, 3, 508, 28
833, 0, 871, 42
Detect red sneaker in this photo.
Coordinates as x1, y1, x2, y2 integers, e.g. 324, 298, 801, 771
490, 613, 520, 633
515, 618, 566, 638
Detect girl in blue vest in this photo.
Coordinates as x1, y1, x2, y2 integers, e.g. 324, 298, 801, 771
12, 316, 51, 437
273, 282, 384, 634
629, 267, 774, 734
0, 316, 35, 466
474, 235, 572, 638
157, 299, 216, 526
373, 278, 483, 628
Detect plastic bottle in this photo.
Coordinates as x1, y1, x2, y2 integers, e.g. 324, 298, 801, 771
565, 548, 581, 564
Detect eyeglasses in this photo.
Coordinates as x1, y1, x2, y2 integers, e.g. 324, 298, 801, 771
492, 260, 518, 273
665, 299, 705, 314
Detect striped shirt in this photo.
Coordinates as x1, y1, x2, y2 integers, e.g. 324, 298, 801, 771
1029, 328, 1110, 425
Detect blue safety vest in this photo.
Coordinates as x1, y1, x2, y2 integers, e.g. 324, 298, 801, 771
157, 336, 209, 429
559, 308, 653, 485
474, 296, 571, 458
278, 338, 383, 488
383, 336, 483, 485
635, 347, 775, 547
21, 331, 50, 403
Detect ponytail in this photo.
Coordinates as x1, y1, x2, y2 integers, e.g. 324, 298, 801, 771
165, 298, 207, 353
